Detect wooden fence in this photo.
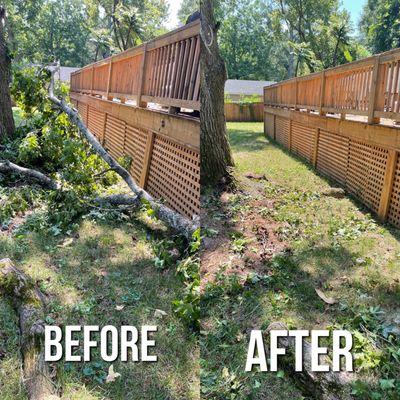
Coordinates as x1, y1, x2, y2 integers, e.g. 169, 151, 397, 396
264, 47, 400, 123
263, 108, 400, 227
70, 23, 200, 219
224, 102, 264, 122
70, 20, 200, 111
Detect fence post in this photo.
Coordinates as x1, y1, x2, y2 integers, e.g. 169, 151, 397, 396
273, 114, 276, 139
90, 66, 94, 95
101, 113, 108, 146
140, 131, 155, 188
137, 44, 148, 108
378, 149, 397, 220
288, 119, 292, 151
368, 55, 381, 124
313, 128, 320, 166
319, 71, 326, 116
295, 78, 298, 110
85, 104, 89, 125
106, 59, 113, 100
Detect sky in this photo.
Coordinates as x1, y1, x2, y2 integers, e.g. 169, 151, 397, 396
341, 0, 366, 27
166, 0, 183, 29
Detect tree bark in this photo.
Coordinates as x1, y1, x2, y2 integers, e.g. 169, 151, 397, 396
0, 7, 15, 140
200, 0, 234, 187
0, 160, 59, 189
0, 259, 59, 400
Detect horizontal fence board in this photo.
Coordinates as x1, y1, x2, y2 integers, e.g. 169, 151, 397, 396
224, 103, 264, 122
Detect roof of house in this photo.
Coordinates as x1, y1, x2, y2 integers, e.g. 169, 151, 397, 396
225, 79, 274, 96
58, 66, 80, 82
46, 65, 80, 82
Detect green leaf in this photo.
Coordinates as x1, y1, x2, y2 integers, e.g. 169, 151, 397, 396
379, 379, 395, 390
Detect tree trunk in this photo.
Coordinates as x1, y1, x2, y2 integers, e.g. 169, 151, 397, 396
0, 7, 15, 140
200, 0, 234, 187
0, 259, 60, 400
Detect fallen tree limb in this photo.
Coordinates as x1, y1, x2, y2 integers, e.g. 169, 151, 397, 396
266, 322, 353, 400
0, 258, 59, 400
92, 193, 140, 207
47, 64, 198, 238
0, 160, 58, 190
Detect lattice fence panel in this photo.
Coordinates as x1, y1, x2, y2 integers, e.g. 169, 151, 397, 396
104, 115, 126, 159
77, 103, 88, 125
124, 125, 148, 183
291, 122, 315, 162
264, 113, 274, 139
346, 140, 388, 213
316, 130, 349, 186
146, 135, 200, 217
275, 117, 290, 147
388, 154, 400, 227
87, 107, 105, 142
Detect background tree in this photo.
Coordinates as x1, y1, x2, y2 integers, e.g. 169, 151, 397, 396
217, 0, 368, 80
178, 0, 199, 25
217, 0, 287, 81
200, 0, 234, 186
3, 0, 169, 67
85, 0, 169, 54
0, 6, 15, 139
359, 0, 400, 53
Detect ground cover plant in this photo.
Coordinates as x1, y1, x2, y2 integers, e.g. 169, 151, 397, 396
200, 122, 400, 400
0, 70, 200, 399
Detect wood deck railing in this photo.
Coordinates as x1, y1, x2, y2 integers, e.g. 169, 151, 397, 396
70, 20, 200, 111
264, 47, 400, 123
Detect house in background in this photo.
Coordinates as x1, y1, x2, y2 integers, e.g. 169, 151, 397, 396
225, 79, 274, 102
46, 65, 80, 83
57, 66, 80, 83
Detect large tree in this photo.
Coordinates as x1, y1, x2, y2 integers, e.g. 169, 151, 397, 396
200, 0, 234, 186
359, 0, 400, 53
0, 6, 15, 139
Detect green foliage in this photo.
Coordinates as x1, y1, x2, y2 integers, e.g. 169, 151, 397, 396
360, 0, 400, 53
1, 66, 120, 232
84, 0, 169, 56
177, 0, 198, 25
174, 229, 200, 330
217, 0, 369, 81
3, 0, 169, 67
225, 94, 262, 104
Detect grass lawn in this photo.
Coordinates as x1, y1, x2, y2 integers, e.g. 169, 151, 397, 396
0, 189, 199, 399
200, 122, 400, 399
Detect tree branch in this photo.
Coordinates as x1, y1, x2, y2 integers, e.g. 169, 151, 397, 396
0, 160, 59, 189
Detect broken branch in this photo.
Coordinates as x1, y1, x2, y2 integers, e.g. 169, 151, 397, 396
0, 159, 58, 189
47, 64, 198, 238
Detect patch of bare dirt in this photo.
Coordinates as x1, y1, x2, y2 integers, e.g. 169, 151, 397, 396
201, 176, 288, 287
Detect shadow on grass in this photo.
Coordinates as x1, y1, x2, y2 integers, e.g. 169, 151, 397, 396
0, 214, 198, 400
